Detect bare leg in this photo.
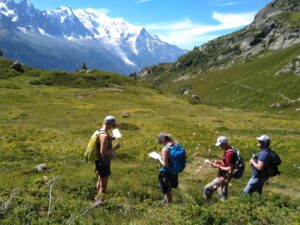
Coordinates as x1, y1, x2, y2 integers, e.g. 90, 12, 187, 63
96, 176, 109, 202
98, 176, 109, 194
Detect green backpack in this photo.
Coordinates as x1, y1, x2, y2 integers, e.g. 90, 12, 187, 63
84, 129, 105, 162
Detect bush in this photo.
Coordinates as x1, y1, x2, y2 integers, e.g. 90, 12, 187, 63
29, 79, 42, 85
118, 122, 139, 130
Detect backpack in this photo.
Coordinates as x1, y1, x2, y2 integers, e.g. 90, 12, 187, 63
166, 144, 186, 174
264, 149, 281, 177
84, 129, 105, 162
227, 148, 245, 179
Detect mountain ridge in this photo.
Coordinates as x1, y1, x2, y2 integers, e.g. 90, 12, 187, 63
140, 0, 300, 75
0, 0, 186, 74
139, 0, 300, 112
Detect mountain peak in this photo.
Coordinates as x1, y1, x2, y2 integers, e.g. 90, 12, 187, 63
143, 0, 300, 75
57, 6, 73, 13
20, 0, 33, 7
0, 0, 185, 74
251, 0, 300, 27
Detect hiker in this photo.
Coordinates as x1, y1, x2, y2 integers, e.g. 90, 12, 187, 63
203, 136, 238, 202
94, 116, 122, 204
158, 133, 186, 204
244, 135, 280, 195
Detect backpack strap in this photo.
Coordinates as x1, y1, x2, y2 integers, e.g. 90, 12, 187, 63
97, 129, 111, 160
261, 148, 272, 163
164, 143, 175, 151
163, 143, 175, 163
224, 148, 239, 167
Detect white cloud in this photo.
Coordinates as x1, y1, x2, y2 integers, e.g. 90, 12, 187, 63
209, 0, 248, 6
136, 0, 151, 4
95, 8, 111, 15
145, 11, 256, 49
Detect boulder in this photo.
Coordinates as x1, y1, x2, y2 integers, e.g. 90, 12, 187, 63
153, 76, 161, 85
36, 163, 48, 172
122, 112, 130, 118
10, 62, 24, 73
190, 95, 201, 104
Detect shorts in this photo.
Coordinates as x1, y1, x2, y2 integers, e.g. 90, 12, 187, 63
159, 172, 178, 194
95, 159, 111, 178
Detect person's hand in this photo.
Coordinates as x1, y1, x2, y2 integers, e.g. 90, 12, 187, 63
212, 162, 219, 168
249, 159, 254, 165
114, 142, 123, 150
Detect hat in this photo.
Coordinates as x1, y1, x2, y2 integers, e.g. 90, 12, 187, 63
158, 133, 167, 143
215, 136, 228, 146
257, 134, 270, 142
103, 115, 116, 126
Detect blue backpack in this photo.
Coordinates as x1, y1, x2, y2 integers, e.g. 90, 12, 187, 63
166, 144, 186, 174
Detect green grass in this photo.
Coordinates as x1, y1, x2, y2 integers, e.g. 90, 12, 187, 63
0, 59, 300, 224
144, 44, 300, 113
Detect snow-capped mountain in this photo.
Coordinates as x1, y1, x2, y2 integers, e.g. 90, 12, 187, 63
0, 0, 185, 74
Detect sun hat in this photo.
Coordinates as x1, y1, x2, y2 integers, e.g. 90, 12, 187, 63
104, 115, 117, 126
158, 133, 168, 143
215, 136, 228, 146
257, 134, 270, 142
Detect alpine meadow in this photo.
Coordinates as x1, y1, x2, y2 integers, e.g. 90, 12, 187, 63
1, 0, 300, 225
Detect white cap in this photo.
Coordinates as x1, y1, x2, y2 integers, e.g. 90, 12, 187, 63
103, 115, 116, 126
257, 134, 270, 142
215, 136, 228, 146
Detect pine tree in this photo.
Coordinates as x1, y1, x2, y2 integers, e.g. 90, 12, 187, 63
129, 72, 137, 79
0, 49, 3, 57
81, 62, 88, 71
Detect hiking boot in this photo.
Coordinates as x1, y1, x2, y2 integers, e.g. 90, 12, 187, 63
160, 196, 172, 205
160, 199, 167, 205
94, 193, 104, 201
94, 199, 104, 206
220, 196, 227, 202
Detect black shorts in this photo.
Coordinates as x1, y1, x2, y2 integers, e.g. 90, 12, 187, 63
159, 172, 178, 194
95, 159, 111, 178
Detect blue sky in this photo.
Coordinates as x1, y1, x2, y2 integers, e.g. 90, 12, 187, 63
23, 0, 272, 49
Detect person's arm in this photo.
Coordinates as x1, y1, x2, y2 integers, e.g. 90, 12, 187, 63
212, 152, 234, 173
99, 134, 121, 158
250, 159, 265, 171
212, 162, 232, 172
161, 148, 169, 168
216, 164, 233, 172
212, 160, 223, 164
250, 151, 267, 171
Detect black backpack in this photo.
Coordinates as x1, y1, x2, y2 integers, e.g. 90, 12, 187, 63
228, 148, 245, 179
264, 149, 282, 177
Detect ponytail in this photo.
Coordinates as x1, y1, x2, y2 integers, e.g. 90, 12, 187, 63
165, 134, 177, 143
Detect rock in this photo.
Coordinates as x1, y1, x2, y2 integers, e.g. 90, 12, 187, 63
10, 62, 24, 73
190, 95, 201, 104
274, 55, 300, 76
177, 87, 188, 95
153, 76, 161, 85
295, 108, 300, 112
172, 74, 191, 82
36, 163, 48, 172
122, 112, 130, 118
183, 90, 189, 95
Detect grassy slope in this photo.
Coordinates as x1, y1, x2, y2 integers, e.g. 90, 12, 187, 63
0, 59, 300, 224
144, 44, 300, 113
